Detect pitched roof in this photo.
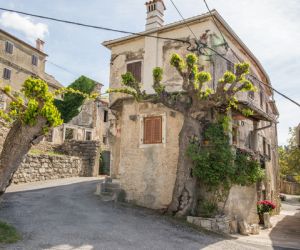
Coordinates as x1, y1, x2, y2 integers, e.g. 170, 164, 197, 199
0, 28, 48, 56
102, 10, 271, 85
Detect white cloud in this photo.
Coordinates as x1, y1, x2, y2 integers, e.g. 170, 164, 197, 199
0, 12, 49, 42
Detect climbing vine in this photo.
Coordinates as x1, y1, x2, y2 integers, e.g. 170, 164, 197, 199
187, 122, 265, 190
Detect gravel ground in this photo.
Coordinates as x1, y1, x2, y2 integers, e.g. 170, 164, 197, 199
0, 178, 285, 250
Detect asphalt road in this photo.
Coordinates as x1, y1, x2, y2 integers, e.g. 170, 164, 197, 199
0, 178, 294, 250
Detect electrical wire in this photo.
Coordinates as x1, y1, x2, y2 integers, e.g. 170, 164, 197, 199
0, 7, 189, 45
203, 0, 228, 48
47, 61, 78, 77
169, 0, 198, 40
1, 6, 299, 108
169, 1, 300, 108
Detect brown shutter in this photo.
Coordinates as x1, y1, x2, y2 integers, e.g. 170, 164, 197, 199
152, 117, 162, 143
144, 117, 153, 144
143, 116, 162, 144
127, 61, 142, 83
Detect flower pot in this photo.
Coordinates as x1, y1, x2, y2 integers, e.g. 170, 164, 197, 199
258, 213, 264, 225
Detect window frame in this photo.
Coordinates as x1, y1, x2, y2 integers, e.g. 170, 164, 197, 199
3, 68, 11, 80
126, 60, 143, 83
103, 110, 108, 123
5, 41, 13, 54
143, 116, 162, 144
139, 113, 166, 148
32, 55, 38, 66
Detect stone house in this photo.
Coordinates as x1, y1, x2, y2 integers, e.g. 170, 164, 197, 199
0, 28, 62, 108
296, 124, 300, 147
102, 0, 280, 224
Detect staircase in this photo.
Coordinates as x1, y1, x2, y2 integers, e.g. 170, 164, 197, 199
95, 177, 125, 202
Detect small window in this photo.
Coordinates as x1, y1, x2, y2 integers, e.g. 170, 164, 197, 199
3, 68, 11, 80
226, 61, 234, 73
268, 144, 271, 159
103, 136, 107, 145
65, 128, 74, 141
266, 103, 269, 114
232, 126, 238, 145
263, 137, 267, 155
104, 110, 108, 123
143, 116, 162, 144
260, 87, 264, 109
127, 61, 142, 83
5, 41, 13, 54
32, 55, 38, 66
85, 131, 92, 141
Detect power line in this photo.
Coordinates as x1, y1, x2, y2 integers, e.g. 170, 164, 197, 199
0, 7, 190, 45
169, 0, 198, 40
203, 0, 228, 48
47, 61, 78, 77
169, 1, 300, 108
1, 7, 299, 108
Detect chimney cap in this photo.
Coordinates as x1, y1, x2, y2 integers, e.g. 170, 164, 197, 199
145, 0, 166, 10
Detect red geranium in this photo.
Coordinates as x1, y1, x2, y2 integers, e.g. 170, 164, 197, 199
257, 200, 276, 214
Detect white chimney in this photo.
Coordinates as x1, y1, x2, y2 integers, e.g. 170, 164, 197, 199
145, 0, 166, 30
36, 38, 45, 52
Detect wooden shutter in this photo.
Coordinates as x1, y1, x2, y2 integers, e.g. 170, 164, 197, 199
143, 116, 162, 144
127, 61, 142, 83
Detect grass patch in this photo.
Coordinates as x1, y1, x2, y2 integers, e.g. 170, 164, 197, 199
29, 149, 65, 156
0, 220, 21, 244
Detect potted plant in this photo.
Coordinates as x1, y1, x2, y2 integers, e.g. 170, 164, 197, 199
257, 200, 276, 224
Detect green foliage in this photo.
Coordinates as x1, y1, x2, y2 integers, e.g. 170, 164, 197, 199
170, 53, 185, 71
235, 62, 250, 77
279, 128, 300, 181
187, 122, 264, 189
222, 71, 236, 84
54, 76, 96, 123
153, 67, 165, 94
186, 53, 198, 68
198, 201, 218, 218
196, 72, 212, 84
0, 220, 21, 244
3, 85, 11, 94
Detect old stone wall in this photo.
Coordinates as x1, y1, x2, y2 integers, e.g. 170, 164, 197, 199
57, 140, 101, 177
13, 154, 82, 184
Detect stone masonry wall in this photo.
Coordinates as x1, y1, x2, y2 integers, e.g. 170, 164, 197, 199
13, 154, 83, 184
57, 140, 101, 177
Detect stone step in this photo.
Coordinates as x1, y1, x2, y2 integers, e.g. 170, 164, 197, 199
102, 182, 120, 189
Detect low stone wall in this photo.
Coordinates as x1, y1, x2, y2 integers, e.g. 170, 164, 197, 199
57, 140, 101, 177
13, 154, 83, 184
280, 180, 300, 195
187, 216, 230, 234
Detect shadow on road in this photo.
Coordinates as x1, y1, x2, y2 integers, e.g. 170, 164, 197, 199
0, 180, 250, 250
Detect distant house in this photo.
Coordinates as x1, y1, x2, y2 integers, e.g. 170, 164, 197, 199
0, 28, 62, 108
103, 0, 280, 224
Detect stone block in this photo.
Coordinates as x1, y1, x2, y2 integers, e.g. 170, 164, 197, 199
229, 220, 238, 234
238, 220, 250, 236
200, 219, 212, 229
263, 213, 272, 229
250, 224, 260, 235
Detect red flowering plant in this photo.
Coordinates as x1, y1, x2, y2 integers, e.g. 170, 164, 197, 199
257, 200, 276, 214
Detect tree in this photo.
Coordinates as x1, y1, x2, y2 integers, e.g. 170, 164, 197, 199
54, 76, 96, 123
279, 128, 300, 182
109, 53, 263, 216
0, 77, 96, 195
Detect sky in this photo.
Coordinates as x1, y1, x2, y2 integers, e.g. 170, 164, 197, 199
0, 0, 299, 145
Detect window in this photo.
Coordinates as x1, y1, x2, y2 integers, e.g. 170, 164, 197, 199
260, 87, 264, 109
226, 61, 234, 73
143, 116, 162, 144
103, 136, 107, 145
104, 110, 108, 122
263, 137, 267, 156
127, 61, 142, 83
32, 55, 38, 66
65, 128, 74, 140
268, 144, 271, 159
3, 68, 11, 80
232, 126, 238, 145
266, 103, 269, 114
85, 131, 92, 141
5, 41, 13, 54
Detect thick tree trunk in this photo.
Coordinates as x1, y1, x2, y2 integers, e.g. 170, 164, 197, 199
168, 115, 203, 217
0, 118, 46, 195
